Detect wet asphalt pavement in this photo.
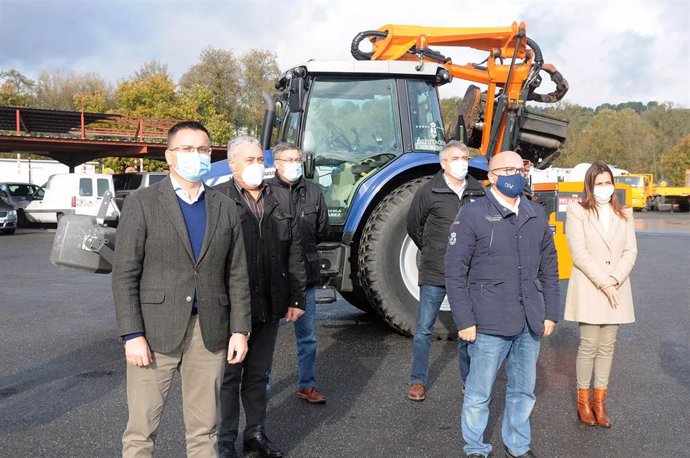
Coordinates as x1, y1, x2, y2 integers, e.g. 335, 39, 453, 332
0, 212, 688, 457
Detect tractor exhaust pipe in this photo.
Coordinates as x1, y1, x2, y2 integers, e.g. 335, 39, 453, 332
260, 90, 275, 151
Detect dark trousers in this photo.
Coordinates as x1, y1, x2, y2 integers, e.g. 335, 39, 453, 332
219, 320, 279, 442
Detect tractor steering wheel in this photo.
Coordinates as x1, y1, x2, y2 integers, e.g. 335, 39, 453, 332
324, 121, 353, 151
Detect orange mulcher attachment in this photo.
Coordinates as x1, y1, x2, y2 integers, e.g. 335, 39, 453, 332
351, 22, 569, 167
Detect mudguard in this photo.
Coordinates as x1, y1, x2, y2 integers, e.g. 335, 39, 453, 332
343, 153, 488, 233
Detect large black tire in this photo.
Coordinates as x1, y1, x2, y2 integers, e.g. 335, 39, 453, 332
337, 238, 375, 313
340, 286, 374, 313
358, 177, 456, 339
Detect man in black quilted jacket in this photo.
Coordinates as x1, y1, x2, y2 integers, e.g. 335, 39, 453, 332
405, 140, 485, 402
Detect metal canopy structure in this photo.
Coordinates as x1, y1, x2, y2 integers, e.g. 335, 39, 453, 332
0, 106, 227, 170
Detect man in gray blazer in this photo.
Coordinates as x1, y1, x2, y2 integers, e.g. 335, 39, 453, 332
112, 121, 252, 458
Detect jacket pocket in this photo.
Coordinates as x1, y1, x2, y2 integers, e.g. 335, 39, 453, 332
272, 212, 292, 241
217, 294, 229, 306
300, 204, 318, 227
469, 280, 505, 294
140, 290, 165, 304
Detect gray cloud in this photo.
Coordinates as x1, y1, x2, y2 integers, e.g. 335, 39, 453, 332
0, 0, 687, 107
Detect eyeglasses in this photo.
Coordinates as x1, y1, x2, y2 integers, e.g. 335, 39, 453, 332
275, 158, 302, 164
169, 145, 213, 155
490, 166, 529, 176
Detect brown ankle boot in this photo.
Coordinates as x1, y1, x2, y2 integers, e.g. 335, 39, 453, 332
591, 388, 612, 427
577, 388, 596, 425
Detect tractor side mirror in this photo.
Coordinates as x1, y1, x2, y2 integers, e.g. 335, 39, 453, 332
304, 152, 315, 179
288, 76, 305, 113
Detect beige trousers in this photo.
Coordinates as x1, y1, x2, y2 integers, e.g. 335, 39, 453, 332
122, 315, 226, 458
576, 323, 620, 389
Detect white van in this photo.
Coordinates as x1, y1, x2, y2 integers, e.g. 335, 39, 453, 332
23, 174, 119, 224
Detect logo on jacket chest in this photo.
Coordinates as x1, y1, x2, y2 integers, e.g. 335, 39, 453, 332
449, 232, 457, 245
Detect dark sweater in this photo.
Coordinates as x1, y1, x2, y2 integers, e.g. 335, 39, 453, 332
177, 193, 207, 262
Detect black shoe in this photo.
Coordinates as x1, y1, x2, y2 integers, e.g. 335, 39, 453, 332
218, 441, 239, 458
504, 445, 536, 457
243, 432, 284, 458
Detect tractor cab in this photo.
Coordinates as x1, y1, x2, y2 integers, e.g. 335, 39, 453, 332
269, 60, 453, 225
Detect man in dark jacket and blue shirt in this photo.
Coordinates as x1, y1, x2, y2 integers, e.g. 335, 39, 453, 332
215, 136, 306, 458
445, 151, 560, 458
406, 141, 485, 402
270, 142, 331, 404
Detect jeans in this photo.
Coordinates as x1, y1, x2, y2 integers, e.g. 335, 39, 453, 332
410, 285, 470, 386
294, 288, 317, 389
462, 323, 541, 457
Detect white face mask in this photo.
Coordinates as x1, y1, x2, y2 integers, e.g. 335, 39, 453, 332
282, 162, 303, 182
448, 159, 468, 180
593, 184, 615, 203
241, 163, 265, 188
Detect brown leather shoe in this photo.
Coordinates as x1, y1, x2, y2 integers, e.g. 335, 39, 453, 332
591, 388, 612, 428
407, 383, 425, 401
577, 388, 596, 426
297, 387, 326, 404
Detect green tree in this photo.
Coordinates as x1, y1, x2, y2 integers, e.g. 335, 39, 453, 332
659, 136, 690, 186
642, 104, 690, 154
133, 60, 169, 81
35, 70, 114, 111
540, 102, 594, 167
0, 69, 35, 107
178, 84, 232, 146
74, 91, 112, 113
180, 47, 240, 132
115, 73, 181, 118
440, 96, 462, 138
237, 49, 281, 138
569, 108, 659, 172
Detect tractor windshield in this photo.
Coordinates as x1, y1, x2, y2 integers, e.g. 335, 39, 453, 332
302, 77, 402, 224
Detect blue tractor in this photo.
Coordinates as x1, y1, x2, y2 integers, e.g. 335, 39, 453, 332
207, 31, 568, 337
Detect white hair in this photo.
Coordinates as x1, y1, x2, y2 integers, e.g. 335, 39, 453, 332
227, 136, 262, 160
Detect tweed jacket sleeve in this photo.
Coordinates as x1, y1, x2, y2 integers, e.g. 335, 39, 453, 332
112, 193, 147, 337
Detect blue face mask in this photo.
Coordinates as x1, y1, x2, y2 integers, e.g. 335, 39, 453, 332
495, 173, 525, 198
174, 152, 210, 182
282, 162, 303, 182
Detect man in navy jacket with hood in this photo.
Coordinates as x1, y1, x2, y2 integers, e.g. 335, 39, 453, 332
445, 151, 560, 458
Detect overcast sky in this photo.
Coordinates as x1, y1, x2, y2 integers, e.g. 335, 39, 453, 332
1, 0, 688, 108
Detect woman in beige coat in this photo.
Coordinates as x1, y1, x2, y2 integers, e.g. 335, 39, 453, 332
564, 162, 637, 428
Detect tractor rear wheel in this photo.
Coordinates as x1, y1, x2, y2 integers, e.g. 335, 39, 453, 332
358, 177, 456, 339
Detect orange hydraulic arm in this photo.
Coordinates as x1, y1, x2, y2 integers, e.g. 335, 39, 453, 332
352, 22, 565, 158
